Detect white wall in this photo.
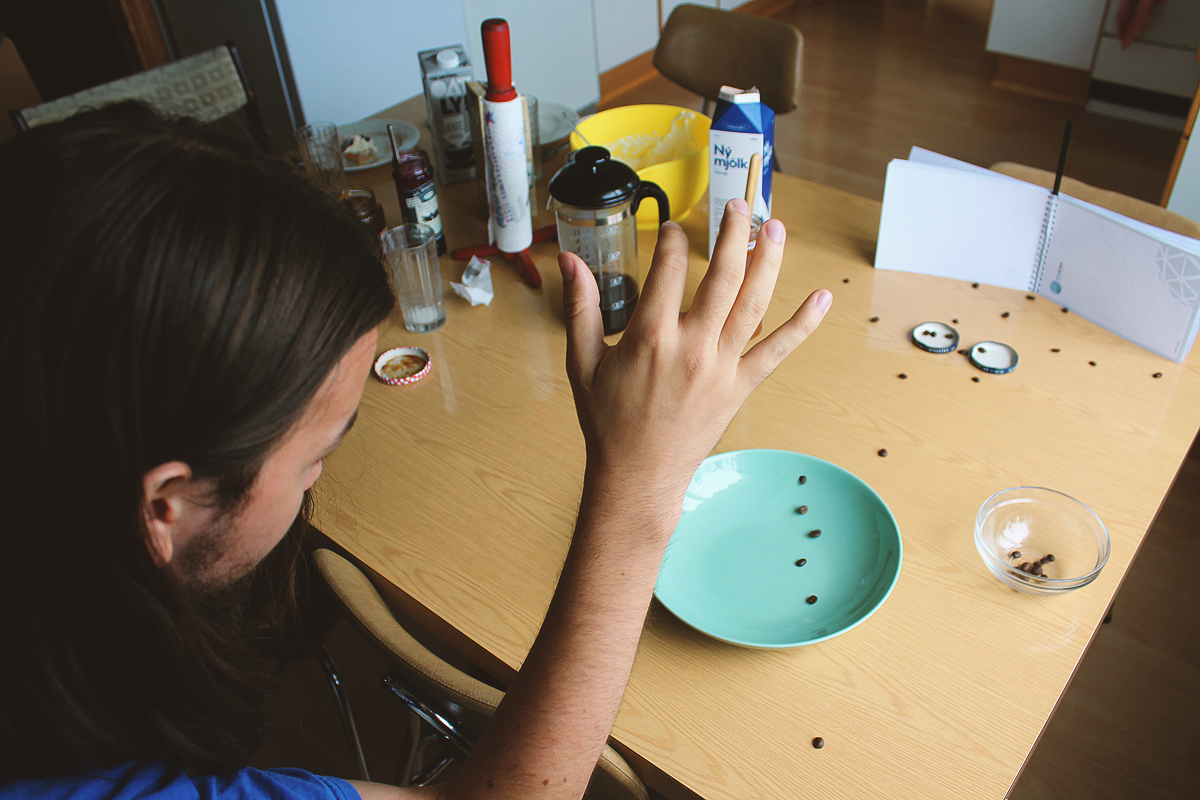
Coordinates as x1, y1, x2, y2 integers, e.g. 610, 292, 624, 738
596, 0, 659, 72
275, 0, 469, 124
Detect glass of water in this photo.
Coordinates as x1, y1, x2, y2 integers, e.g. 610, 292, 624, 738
381, 224, 446, 333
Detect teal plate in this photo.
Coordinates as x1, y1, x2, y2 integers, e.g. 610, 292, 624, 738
655, 449, 902, 648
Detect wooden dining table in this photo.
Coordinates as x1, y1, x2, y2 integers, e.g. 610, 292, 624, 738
312, 97, 1200, 799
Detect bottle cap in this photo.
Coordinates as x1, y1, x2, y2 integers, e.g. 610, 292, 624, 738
968, 341, 1018, 374
374, 347, 431, 386
911, 321, 959, 354
436, 49, 460, 69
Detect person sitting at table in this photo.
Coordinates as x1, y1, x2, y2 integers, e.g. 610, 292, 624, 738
0, 102, 831, 800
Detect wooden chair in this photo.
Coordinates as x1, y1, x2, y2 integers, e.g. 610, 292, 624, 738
653, 3, 803, 118
989, 161, 1200, 239
9, 42, 267, 149
313, 548, 650, 798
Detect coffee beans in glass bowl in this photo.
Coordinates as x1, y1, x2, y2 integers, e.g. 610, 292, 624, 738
974, 487, 1109, 596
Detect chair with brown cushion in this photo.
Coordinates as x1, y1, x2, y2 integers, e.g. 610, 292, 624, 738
989, 161, 1200, 240
313, 548, 650, 798
653, 3, 803, 118
9, 42, 267, 149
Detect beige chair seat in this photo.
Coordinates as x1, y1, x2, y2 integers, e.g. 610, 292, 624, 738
989, 161, 1200, 240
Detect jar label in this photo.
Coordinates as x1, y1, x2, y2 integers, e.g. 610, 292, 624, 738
404, 181, 443, 236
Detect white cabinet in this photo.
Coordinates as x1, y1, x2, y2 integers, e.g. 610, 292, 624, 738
985, 0, 1108, 69
1091, 0, 1200, 98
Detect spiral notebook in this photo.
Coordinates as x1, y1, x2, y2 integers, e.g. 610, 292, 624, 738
875, 147, 1200, 362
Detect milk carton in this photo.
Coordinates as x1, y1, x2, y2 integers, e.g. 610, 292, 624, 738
418, 46, 475, 184
708, 86, 775, 256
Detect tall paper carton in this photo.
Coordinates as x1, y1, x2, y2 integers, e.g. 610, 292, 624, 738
418, 46, 475, 184
708, 86, 775, 256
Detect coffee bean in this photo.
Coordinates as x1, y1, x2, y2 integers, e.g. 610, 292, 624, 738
812, 737, 824, 749
1044, 554, 1055, 562
795, 558, 807, 567
1062, 307, 1069, 313
806, 595, 818, 604
1089, 361, 1097, 366
1027, 294, 1036, 300
870, 316, 880, 323
1018, 562, 1032, 572
1153, 372, 1163, 379
1031, 564, 1044, 576
958, 349, 968, 355
878, 448, 888, 457
972, 377, 981, 383
978, 346, 986, 353
808, 529, 822, 538
1010, 551, 1022, 559
898, 373, 908, 379
843, 278, 850, 283
972, 283, 980, 288
1001, 312, 1010, 318
798, 475, 807, 484
797, 505, 808, 514
952, 318, 959, 324
944, 333, 953, 338
1051, 348, 1061, 352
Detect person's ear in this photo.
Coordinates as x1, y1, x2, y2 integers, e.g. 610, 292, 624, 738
141, 461, 195, 566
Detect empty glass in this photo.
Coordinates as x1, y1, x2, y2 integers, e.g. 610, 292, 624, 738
381, 224, 446, 333
296, 121, 346, 191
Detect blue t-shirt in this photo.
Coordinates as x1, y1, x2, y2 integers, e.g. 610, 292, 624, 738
0, 762, 360, 800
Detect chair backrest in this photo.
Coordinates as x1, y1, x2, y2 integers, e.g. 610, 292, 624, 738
989, 161, 1200, 240
10, 43, 266, 146
313, 548, 650, 800
653, 3, 803, 115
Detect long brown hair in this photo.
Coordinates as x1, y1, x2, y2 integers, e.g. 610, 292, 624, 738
0, 103, 394, 780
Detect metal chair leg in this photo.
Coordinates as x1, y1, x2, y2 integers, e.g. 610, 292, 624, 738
315, 644, 371, 782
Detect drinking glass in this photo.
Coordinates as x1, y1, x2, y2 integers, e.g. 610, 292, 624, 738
296, 121, 346, 191
381, 224, 446, 333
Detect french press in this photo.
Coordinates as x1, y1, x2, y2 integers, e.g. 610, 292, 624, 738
548, 146, 670, 334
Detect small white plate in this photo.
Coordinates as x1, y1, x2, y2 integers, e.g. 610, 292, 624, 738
538, 101, 579, 145
338, 118, 419, 171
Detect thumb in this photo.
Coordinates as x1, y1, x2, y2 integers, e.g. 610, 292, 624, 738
559, 251, 605, 383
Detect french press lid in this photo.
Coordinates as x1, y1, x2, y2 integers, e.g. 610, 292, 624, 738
548, 146, 639, 208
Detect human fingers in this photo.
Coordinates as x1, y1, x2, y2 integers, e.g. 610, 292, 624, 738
739, 288, 833, 389
628, 220, 690, 330
723, 217, 786, 348
684, 198, 753, 335
559, 251, 606, 386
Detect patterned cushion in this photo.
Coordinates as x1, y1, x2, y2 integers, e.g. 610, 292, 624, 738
18, 46, 248, 128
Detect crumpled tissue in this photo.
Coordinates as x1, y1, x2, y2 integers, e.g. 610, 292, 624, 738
451, 256, 494, 306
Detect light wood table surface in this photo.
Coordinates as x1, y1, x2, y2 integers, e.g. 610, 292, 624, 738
313, 98, 1200, 799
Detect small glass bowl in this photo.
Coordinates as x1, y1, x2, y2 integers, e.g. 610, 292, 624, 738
974, 487, 1110, 595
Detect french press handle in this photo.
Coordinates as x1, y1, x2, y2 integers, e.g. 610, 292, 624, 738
631, 181, 670, 227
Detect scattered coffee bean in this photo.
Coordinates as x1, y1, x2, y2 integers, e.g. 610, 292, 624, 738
1153, 372, 1163, 379
1051, 348, 1061, 353
843, 278, 850, 283
870, 316, 880, 323
1010, 551, 1021, 559
878, 448, 888, 457
958, 349, 968, 355
952, 318, 959, 324
972, 377, 981, 383
812, 737, 824, 749
1001, 312, 1010, 318
944, 333, 953, 338
1062, 307, 1069, 313
797, 505, 808, 514
898, 373, 908, 379
806, 595, 818, 604
978, 346, 987, 353
1089, 361, 1097, 366
808, 529, 822, 538
1027, 294, 1036, 300
798, 475, 807, 484
795, 558, 807, 567
972, 282, 980, 288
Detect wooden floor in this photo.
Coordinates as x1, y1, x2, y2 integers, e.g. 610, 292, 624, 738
253, 1, 1200, 797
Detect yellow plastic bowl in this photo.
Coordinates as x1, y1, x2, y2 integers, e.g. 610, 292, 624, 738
570, 104, 710, 229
